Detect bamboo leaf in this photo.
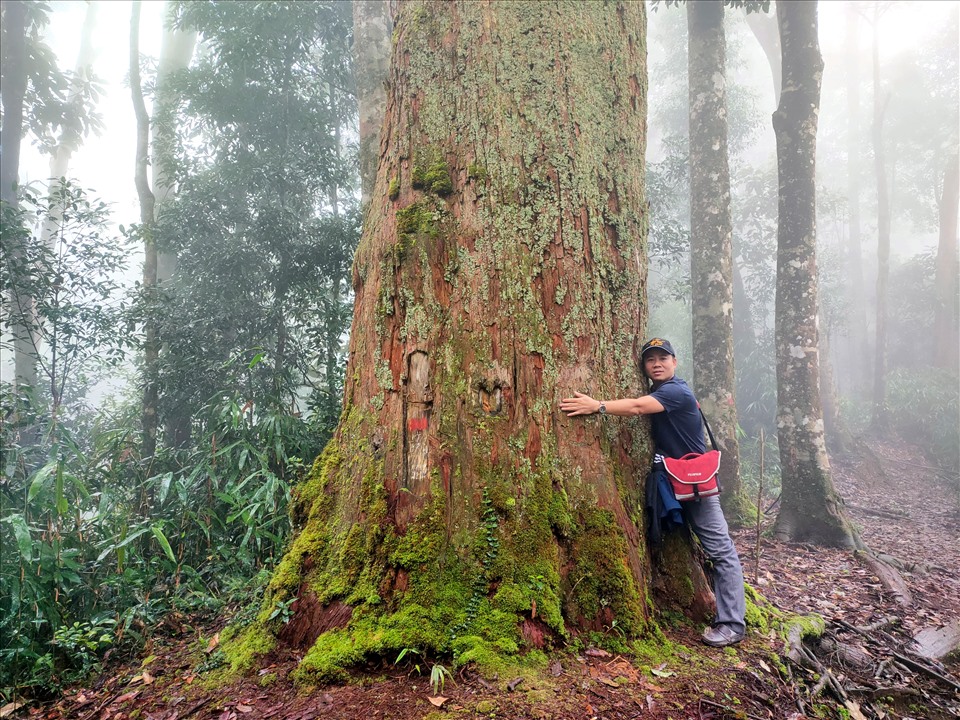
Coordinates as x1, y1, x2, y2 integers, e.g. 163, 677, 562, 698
2, 514, 34, 560
151, 524, 177, 563
96, 527, 152, 562
27, 461, 59, 502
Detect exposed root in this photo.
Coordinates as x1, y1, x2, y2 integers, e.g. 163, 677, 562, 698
782, 615, 960, 720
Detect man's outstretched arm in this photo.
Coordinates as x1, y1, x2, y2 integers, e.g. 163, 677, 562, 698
559, 391, 665, 417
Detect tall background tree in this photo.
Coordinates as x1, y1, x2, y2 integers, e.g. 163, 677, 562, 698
143, 3, 197, 453
2, 1, 34, 395
842, 3, 870, 396
869, 2, 892, 432
771, 0, 856, 548
686, 0, 743, 518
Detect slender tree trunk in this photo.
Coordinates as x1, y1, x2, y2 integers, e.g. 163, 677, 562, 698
686, 0, 743, 520
933, 152, 959, 371
43, 2, 98, 190
130, 2, 160, 461
153, 16, 197, 284
771, 0, 856, 549
151, 11, 197, 448
871, 9, 891, 432
819, 318, 852, 454
240, 0, 701, 682
352, 0, 392, 209
0, 1, 26, 205
1, 1, 36, 394
844, 2, 870, 397
731, 257, 760, 431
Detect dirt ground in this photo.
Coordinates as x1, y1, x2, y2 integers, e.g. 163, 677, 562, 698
19, 439, 960, 720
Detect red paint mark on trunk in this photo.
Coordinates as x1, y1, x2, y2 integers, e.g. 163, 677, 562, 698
407, 416, 428, 432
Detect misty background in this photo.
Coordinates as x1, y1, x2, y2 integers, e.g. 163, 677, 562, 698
1, 0, 957, 702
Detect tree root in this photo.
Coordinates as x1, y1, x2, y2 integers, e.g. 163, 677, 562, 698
844, 502, 908, 520
782, 615, 960, 720
855, 550, 913, 606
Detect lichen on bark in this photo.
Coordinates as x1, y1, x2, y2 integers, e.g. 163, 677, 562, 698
771, 0, 856, 549
225, 0, 708, 682
686, 0, 745, 521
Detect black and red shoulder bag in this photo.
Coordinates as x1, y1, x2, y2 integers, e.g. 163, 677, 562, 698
662, 407, 722, 502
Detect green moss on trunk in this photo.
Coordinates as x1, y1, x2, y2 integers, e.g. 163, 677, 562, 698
224, 0, 664, 683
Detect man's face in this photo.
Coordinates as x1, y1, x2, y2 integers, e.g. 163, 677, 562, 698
643, 349, 677, 382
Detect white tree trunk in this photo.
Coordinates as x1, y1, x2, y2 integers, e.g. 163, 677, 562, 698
772, 0, 855, 549
153, 16, 197, 283
687, 0, 743, 516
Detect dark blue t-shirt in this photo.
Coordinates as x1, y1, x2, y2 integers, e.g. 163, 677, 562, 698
649, 376, 706, 459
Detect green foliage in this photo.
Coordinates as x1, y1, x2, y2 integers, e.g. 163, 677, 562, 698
879, 8, 959, 231
153, 0, 359, 444
882, 252, 959, 472
430, 663, 452, 695
1, 0, 363, 706
886, 250, 937, 352
0, 385, 311, 700
886, 367, 959, 472
4, 1, 104, 155
730, 163, 778, 435
1, 181, 134, 406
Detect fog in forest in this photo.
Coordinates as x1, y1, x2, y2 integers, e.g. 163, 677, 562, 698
646, 1, 959, 447
1, 0, 958, 706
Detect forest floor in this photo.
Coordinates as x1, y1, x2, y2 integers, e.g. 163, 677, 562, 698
21, 439, 960, 720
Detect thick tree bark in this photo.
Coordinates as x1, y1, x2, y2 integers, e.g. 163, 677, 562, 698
771, 1, 856, 549
933, 152, 959, 372
1, 1, 35, 393
239, 0, 707, 682
352, 0, 392, 209
843, 3, 870, 396
870, 9, 891, 432
686, 0, 743, 520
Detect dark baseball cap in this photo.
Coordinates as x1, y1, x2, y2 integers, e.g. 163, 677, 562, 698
641, 337, 676, 357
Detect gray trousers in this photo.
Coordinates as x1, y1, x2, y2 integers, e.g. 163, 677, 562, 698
684, 495, 746, 632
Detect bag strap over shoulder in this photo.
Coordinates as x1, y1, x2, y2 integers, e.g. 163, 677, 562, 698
697, 405, 721, 452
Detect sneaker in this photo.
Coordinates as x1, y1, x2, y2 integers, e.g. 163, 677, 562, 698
701, 624, 745, 647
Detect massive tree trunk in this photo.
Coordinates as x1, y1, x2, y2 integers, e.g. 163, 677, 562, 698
686, 0, 743, 520
870, 7, 891, 433
842, 3, 870, 397
231, 0, 708, 682
933, 151, 959, 372
771, 1, 856, 549
352, 0, 392, 209
1, 1, 35, 394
